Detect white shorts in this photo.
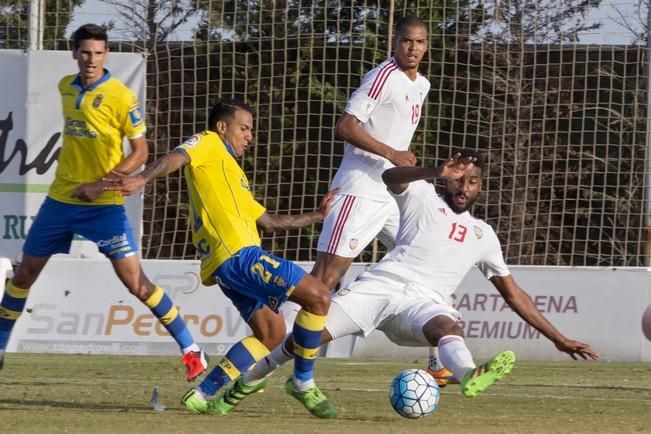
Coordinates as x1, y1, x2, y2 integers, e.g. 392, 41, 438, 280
325, 271, 461, 347
317, 194, 398, 258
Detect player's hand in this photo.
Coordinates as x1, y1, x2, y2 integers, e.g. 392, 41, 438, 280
104, 171, 146, 196
316, 188, 340, 218
71, 181, 106, 202
554, 338, 599, 361
388, 150, 417, 167
440, 152, 476, 180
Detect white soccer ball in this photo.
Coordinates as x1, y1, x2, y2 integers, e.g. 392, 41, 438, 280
389, 368, 441, 418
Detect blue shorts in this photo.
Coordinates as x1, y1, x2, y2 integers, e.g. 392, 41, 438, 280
23, 197, 139, 260
214, 246, 305, 322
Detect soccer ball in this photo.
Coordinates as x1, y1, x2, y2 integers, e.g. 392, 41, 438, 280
389, 368, 441, 418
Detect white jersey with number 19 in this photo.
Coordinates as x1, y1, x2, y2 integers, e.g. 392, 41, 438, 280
331, 57, 431, 201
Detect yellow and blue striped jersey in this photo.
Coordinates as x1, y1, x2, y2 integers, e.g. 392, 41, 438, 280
177, 131, 266, 285
50, 70, 146, 205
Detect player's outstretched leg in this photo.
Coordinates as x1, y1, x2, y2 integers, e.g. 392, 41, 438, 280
216, 336, 294, 414
427, 347, 459, 387
461, 350, 516, 398
181, 336, 269, 415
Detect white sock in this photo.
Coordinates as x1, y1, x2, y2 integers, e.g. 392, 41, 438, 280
182, 343, 201, 354
428, 347, 444, 371
438, 335, 476, 380
293, 377, 316, 392
243, 335, 294, 384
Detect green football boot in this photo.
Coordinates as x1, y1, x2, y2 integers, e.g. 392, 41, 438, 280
461, 350, 516, 398
181, 388, 230, 415
216, 377, 268, 414
284, 377, 337, 419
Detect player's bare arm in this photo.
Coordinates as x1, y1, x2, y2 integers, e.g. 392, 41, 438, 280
71, 135, 149, 202
335, 112, 416, 167
490, 274, 599, 361
257, 189, 338, 233
382, 154, 476, 194
107, 149, 191, 196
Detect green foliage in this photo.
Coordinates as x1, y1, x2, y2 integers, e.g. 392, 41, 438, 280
0, 0, 85, 49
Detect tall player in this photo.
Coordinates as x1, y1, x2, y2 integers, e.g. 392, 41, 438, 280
0, 24, 207, 382
216, 149, 598, 409
299, 15, 450, 383
109, 100, 338, 419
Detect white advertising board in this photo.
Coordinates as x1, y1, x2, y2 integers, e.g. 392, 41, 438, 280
0, 50, 145, 261
2, 259, 650, 361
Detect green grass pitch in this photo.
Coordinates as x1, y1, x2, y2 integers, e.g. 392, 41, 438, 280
0, 354, 649, 433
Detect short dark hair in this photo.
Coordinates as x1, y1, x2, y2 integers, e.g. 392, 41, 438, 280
71, 24, 108, 49
208, 99, 253, 129
395, 16, 427, 36
452, 148, 485, 171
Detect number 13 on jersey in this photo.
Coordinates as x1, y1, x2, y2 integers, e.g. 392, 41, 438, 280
448, 222, 467, 242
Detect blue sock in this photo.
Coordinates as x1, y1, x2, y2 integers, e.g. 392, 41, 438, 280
198, 336, 269, 398
0, 281, 29, 349
292, 310, 326, 383
144, 286, 194, 351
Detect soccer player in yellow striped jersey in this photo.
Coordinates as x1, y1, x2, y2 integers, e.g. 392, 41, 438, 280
0, 24, 208, 382
110, 100, 339, 418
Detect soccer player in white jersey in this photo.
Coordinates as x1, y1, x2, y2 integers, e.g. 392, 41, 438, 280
309, 15, 452, 382
216, 149, 598, 408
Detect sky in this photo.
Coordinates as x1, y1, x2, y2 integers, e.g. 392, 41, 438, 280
65, 1, 646, 45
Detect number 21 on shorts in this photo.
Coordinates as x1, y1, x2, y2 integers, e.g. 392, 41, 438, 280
251, 254, 281, 283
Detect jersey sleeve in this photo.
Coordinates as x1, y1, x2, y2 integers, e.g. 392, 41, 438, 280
389, 180, 431, 222
246, 192, 267, 221
477, 229, 511, 280
176, 133, 214, 167
121, 89, 147, 140
344, 61, 394, 124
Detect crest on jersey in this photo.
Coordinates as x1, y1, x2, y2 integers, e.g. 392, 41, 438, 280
336, 288, 351, 296
438, 208, 447, 216
93, 95, 104, 108
349, 238, 359, 250
474, 226, 483, 239
240, 176, 251, 191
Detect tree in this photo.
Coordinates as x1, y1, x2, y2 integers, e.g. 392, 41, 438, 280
446, 1, 646, 265
0, 0, 85, 49
99, 0, 198, 49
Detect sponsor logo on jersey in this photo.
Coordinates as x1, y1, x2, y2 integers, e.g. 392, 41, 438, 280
349, 238, 359, 250
182, 134, 201, 148
438, 208, 447, 216
273, 275, 288, 289
474, 226, 483, 239
92, 94, 104, 108
336, 288, 351, 296
129, 107, 143, 127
